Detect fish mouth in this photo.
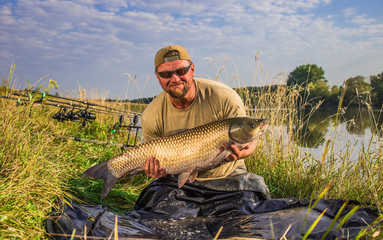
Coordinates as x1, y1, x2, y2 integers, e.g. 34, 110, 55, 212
249, 120, 269, 141
258, 119, 269, 132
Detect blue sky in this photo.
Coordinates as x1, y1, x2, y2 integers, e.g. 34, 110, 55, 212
1, 0, 382, 99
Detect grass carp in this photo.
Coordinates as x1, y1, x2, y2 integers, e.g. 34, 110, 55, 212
83, 117, 268, 199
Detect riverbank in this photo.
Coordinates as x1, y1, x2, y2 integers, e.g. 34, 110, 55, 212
0, 86, 382, 238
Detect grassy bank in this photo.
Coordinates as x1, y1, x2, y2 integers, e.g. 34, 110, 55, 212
0, 72, 382, 239
0, 87, 151, 238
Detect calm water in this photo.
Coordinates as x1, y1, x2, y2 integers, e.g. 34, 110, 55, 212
293, 107, 383, 160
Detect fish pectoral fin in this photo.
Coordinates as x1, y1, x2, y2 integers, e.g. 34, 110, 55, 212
188, 171, 198, 183
130, 168, 144, 177
210, 150, 232, 165
178, 171, 194, 188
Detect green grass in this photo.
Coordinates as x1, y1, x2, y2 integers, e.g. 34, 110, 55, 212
0, 66, 382, 239
0, 86, 151, 238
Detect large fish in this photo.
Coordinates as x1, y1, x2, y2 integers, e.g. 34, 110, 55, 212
83, 117, 268, 199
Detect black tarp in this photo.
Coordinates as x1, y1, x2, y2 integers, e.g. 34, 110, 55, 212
47, 175, 380, 240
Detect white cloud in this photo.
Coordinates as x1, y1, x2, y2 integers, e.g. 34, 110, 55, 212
351, 15, 376, 25
246, 0, 332, 14
343, 7, 356, 17
0, 0, 382, 98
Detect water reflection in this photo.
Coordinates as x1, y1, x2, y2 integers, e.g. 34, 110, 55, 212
294, 108, 335, 148
293, 107, 383, 158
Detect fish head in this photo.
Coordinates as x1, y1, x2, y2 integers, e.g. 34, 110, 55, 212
229, 117, 268, 144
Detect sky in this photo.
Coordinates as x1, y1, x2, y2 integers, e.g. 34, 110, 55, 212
1, 0, 382, 100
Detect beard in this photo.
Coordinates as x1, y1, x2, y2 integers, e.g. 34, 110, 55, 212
168, 82, 190, 98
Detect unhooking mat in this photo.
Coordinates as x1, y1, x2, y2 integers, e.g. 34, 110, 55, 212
46, 175, 380, 239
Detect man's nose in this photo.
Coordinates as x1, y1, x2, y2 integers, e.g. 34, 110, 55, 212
169, 73, 181, 82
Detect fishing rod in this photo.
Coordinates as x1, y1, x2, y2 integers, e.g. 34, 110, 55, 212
52, 114, 141, 150
4, 92, 132, 125
2, 95, 98, 125
3, 93, 99, 125
1, 91, 143, 148
2, 92, 139, 123
10, 91, 138, 118
0, 95, 28, 103
0, 95, 41, 117
44, 97, 127, 117
13, 90, 141, 117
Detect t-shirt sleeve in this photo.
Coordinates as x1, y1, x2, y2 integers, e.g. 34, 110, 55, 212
141, 109, 161, 142
219, 88, 247, 118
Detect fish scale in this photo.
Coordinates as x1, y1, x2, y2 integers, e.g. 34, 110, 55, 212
83, 117, 268, 199
108, 119, 229, 177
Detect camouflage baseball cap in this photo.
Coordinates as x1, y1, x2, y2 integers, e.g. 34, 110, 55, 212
154, 45, 191, 69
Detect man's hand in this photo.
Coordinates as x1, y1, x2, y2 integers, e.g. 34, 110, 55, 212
223, 140, 258, 162
144, 157, 167, 178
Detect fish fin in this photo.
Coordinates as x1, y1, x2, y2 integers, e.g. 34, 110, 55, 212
130, 168, 144, 177
188, 171, 198, 183
82, 161, 119, 200
210, 150, 232, 165
178, 171, 193, 188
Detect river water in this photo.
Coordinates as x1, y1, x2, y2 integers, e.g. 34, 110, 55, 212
293, 107, 383, 160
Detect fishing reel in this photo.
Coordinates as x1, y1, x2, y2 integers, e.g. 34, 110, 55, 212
63, 105, 80, 121
77, 106, 96, 126
52, 106, 69, 122
52, 104, 96, 126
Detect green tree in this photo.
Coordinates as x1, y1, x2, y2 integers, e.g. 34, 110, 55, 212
287, 64, 328, 107
287, 64, 327, 86
307, 81, 330, 105
343, 75, 371, 106
370, 71, 383, 107
328, 85, 341, 106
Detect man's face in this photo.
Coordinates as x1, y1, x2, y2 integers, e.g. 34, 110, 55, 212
155, 60, 195, 98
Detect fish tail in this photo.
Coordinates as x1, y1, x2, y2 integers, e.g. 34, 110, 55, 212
82, 161, 119, 200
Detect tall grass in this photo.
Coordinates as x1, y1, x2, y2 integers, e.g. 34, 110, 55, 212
0, 96, 71, 238
0, 79, 149, 238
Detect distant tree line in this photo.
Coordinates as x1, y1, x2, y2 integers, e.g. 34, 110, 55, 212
238, 64, 383, 108
104, 97, 155, 104
286, 64, 383, 108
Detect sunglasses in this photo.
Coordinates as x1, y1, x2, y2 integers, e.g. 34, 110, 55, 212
156, 64, 192, 78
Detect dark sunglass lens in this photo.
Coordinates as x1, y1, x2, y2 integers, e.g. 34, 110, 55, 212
158, 64, 191, 78
159, 71, 172, 78
176, 68, 188, 76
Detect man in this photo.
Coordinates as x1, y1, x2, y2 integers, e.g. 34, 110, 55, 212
135, 45, 269, 218
139, 45, 270, 195
141, 45, 260, 182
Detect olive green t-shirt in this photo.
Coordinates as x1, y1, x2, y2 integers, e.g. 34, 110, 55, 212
141, 78, 247, 180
